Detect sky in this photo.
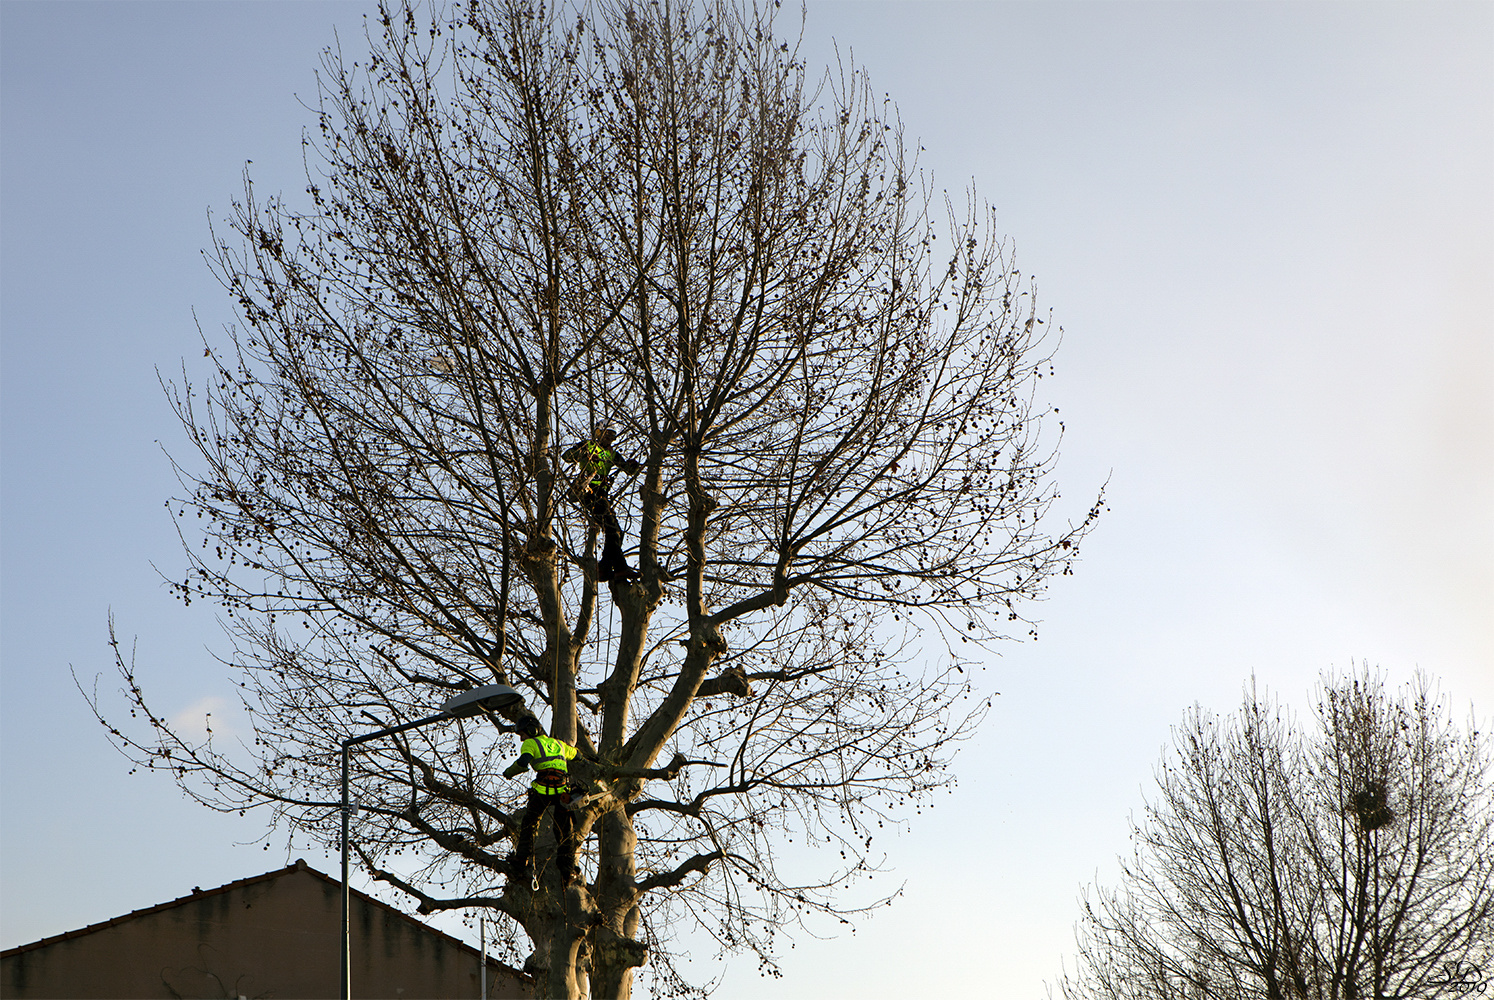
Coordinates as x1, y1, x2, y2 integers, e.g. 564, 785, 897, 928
2, 2, 1490, 997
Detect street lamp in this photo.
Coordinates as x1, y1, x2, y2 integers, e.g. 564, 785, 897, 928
340, 684, 524, 1000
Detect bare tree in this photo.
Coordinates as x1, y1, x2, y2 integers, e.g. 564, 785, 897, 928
1053, 669, 1494, 1000
86, 1, 1100, 996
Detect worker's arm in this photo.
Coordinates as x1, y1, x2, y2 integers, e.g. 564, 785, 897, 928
502, 753, 534, 779
610, 448, 641, 476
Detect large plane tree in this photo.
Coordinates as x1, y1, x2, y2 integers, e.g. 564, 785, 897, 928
93, 1, 1099, 996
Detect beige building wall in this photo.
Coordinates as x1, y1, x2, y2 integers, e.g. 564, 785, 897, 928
1, 861, 529, 1000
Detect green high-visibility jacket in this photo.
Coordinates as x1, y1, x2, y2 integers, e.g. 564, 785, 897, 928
504, 734, 578, 795
564, 441, 616, 490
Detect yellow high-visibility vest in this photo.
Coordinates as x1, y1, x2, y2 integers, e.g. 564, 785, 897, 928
581, 442, 614, 487
520, 734, 577, 795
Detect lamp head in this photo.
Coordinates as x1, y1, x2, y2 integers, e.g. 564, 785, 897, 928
439, 684, 524, 719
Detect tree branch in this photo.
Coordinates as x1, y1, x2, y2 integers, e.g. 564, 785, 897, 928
636, 851, 726, 894
358, 844, 522, 921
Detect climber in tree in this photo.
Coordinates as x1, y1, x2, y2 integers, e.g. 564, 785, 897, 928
503, 715, 581, 886
562, 425, 642, 584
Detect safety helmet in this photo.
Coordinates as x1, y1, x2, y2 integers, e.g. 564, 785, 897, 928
517, 715, 544, 738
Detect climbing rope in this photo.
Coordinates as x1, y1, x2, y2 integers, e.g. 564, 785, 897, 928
606, 595, 616, 676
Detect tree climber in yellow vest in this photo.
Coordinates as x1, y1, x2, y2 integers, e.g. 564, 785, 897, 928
562, 425, 642, 584
503, 716, 580, 885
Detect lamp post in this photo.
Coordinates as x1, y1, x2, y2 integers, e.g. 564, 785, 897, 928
340, 684, 523, 1000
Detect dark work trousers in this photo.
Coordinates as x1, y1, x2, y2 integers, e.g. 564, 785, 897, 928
514, 788, 577, 875
582, 487, 633, 582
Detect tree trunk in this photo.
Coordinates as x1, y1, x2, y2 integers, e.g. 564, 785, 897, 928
544, 895, 587, 1000
590, 808, 647, 1000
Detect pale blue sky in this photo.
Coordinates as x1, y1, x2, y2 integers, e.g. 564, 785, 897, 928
3, 2, 1490, 997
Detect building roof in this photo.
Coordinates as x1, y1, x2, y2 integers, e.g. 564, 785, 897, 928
0, 858, 526, 981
